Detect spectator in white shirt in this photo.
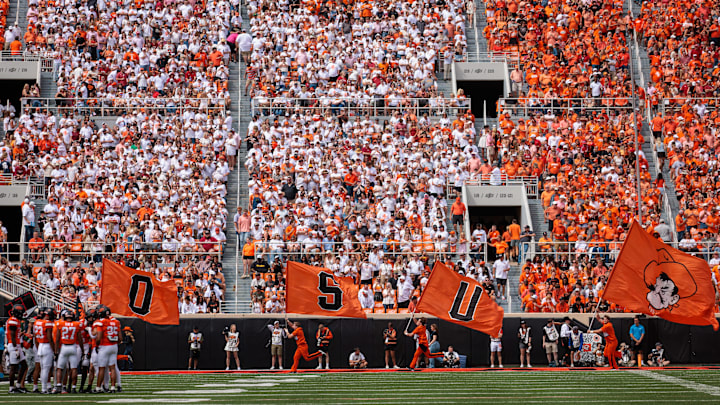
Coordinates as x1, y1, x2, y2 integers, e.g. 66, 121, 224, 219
358, 285, 374, 309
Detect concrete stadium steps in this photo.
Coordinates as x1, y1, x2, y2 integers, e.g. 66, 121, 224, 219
506, 263, 522, 312
40, 71, 57, 98
9, 0, 28, 45
528, 199, 548, 235
474, 0, 489, 54
222, 1, 253, 313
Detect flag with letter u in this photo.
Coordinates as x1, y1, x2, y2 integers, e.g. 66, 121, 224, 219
100, 259, 180, 325
603, 221, 718, 330
417, 261, 504, 336
286, 261, 366, 318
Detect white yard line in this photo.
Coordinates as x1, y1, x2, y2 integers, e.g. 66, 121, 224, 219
629, 369, 720, 396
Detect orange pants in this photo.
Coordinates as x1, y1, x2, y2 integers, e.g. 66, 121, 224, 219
290, 345, 323, 372
604, 341, 618, 369
410, 344, 444, 368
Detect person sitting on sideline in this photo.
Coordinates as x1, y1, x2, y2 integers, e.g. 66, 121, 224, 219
443, 346, 461, 368
349, 347, 368, 369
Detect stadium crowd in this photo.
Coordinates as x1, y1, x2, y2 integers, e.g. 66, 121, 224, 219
1, 0, 719, 317
0, 0, 242, 313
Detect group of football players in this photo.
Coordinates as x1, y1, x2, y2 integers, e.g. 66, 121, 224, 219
4, 303, 123, 394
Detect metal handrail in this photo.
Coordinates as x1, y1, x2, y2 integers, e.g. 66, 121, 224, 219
15, 240, 224, 259
455, 176, 539, 198
520, 239, 717, 261
498, 97, 639, 117
21, 97, 229, 116
0, 271, 75, 311
250, 97, 471, 117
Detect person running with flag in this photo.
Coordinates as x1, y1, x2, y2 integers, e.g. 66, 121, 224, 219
284, 318, 325, 373
404, 318, 444, 370
590, 314, 619, 370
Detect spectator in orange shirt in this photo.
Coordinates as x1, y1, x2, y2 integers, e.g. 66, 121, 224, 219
450, 196, 466, 233
508, 219, 521, 261
9, 36, 22, 55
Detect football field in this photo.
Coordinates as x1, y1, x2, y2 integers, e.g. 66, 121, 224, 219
2, 368, 720, 403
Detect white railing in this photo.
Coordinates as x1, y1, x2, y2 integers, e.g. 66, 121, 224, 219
0, 271, 75, 311
498, 97, 639, 117
21, 97, 228, 116
16, 240, 223, 263
0, 174, 45, 199
458, 176, 539, 198
251, 241, 476, 259
0, 51, 55, 73
250, 97, 471, 117
521, 239, 718, 262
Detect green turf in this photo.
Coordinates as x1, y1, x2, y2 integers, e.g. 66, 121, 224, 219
2, 369, 719, 403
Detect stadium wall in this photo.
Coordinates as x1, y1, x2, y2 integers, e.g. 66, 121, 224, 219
119, 314, 720, 370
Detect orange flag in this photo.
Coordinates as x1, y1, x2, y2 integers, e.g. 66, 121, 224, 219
100, 259, 180, 325
417, 261, 504, 336
286, 261, 366, 318
604, 221, 718, 330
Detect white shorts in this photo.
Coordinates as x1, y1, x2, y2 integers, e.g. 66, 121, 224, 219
37, 343, 54, 367
490, 341, 502, 352
91, 348, 98, 371
81, 344, 90, 367
6, 343, 26, 365
96, 345, 118, 368
57, 344, 80, 370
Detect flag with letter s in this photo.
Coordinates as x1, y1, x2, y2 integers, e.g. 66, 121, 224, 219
100, 259, 180, 325
417, 261, 504, 336
286, 261, 366, 318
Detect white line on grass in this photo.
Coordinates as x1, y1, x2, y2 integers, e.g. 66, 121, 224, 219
195, 383, 278, 387
629, 369, 720, 396
153, 389, 248, 394
97, 399, 213, 403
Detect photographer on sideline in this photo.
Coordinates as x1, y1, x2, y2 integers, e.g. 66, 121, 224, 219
648, 342, 670, 367
188, 326, 203, 370
348, 347, 368, 369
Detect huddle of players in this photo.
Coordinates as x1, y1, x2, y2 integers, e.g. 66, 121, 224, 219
4, 303, 122, 394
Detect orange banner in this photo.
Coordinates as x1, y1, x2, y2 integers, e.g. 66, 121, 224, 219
286, 261, 366, 318
417, 262, 504, 336
100, 259, 180, 325
604, 222, 719, 330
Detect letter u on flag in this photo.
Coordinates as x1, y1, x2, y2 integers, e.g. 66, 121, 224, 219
417, 262, 504, 336
100, 259, 180, 325
286, 261, 366, 318
603, 221, 718, 330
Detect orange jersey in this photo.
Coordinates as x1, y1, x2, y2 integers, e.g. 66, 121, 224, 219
33, 319, 54, 344
600, 322, 617, 345
289, 326, 308, 346
79, 319, 91, 345
411, 325, 429, 346
55, 320, 81, 345
101, 317, 121, 346
5, 317, 22, 345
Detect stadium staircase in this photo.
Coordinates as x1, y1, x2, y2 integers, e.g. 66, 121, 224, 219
8, 0, 27, 45
623, 1, 678, 231
221, 4, 252, 313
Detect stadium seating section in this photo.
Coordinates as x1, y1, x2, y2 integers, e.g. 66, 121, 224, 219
1, 0, 719, 314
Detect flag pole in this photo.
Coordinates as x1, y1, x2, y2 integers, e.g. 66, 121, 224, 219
587, 303, 600, 331
405, 306, 417, 333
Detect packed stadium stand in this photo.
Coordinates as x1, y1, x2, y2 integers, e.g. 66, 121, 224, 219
0, 0, 719, 316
